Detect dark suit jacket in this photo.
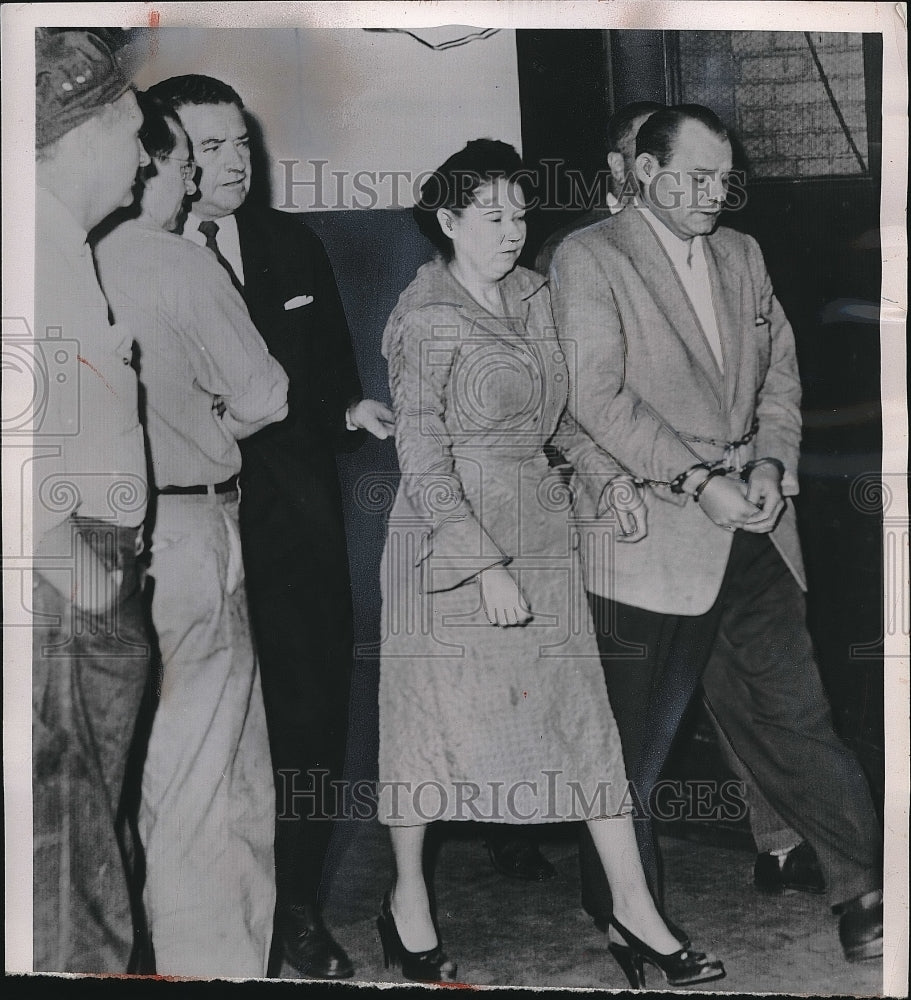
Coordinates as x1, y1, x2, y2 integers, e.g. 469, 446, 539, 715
233, 205, 364, 513
224, 204, 367, 597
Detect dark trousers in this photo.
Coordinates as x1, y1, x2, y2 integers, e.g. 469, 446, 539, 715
32, 521, 151, 972
240, 471, 353, 908
580, 588, 718, 916
580, 531, 881, 922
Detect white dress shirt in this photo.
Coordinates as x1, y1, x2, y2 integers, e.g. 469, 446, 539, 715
640, 208, 724, 373
184, 210, 246, 286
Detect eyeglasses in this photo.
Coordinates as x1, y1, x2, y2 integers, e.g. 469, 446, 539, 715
157, 155, 197, 180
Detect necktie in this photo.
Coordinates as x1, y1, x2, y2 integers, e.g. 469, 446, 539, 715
198, 220, 244, 295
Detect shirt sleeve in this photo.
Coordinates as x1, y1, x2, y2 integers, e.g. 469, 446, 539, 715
179, 248, 289, 431
385, 305, 509, 593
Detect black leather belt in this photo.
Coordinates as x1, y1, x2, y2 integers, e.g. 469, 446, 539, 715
157, 474, 239, 496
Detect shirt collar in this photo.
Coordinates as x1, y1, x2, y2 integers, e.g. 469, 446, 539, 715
640, 205, 703, 270
37, 184, 91, 258
185, 210, 239, 243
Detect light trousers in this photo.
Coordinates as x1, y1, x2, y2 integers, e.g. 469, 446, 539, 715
139, 492, 274, 977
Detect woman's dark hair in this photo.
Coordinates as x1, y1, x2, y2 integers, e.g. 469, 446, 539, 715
136, 90, 183, 171
635, 104, 729, 166
413, 139, 532, 259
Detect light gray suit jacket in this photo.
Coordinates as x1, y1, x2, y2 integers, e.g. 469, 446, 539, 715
550, 206, 805, 616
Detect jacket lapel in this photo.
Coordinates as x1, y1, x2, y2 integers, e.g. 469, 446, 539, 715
234, 208, 267, 312
704, 234, 742, 415
617, 209, 723, 405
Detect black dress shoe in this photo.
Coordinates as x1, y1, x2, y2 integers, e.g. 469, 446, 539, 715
834, 889, 883, 963
485, 835, 556, 881
754, 841, 825, 894
280, 903, 354, 979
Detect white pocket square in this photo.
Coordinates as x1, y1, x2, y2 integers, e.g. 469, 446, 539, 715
284, 294, 314, 310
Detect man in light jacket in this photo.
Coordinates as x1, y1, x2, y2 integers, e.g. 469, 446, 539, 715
550, 103, 882, 963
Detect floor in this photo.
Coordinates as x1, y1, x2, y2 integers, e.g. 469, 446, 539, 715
275, 819, 884, 994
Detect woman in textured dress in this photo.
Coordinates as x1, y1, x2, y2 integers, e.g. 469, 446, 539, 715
376, 140, 725, 990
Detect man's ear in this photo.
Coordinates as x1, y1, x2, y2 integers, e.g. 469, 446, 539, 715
607, 151, 625, 187
436, 207, 455, 235
635, 152, 657, 187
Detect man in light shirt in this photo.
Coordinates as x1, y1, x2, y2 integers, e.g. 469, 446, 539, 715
95, 93, 288, 977
550, 104, 882, 963
147, 73, 393, 979
32, 28, 152, 973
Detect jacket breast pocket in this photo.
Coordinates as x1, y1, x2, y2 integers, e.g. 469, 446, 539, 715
753, 314, 772, 376
284, 294, 314, 311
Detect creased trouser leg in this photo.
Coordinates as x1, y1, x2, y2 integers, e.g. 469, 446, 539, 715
139, 495, 275, 977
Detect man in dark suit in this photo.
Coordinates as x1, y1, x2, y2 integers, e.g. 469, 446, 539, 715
550, 104, 882, 962
148, 74, 393, 980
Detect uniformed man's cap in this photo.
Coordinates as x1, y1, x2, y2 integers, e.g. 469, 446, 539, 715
36, 29, 131, 149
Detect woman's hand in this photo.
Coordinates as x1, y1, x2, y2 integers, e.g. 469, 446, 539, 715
478, 565, 533, 627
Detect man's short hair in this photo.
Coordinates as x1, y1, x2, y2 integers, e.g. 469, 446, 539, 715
636, 104, 729, 166
136, 91, 182, 162
146, 74, 243, 113
606, 101, 664, 155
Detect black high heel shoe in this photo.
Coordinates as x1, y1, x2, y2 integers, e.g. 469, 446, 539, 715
377, 891, 459, 983
594, 911, 691, 948
608, 916, 725, 989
